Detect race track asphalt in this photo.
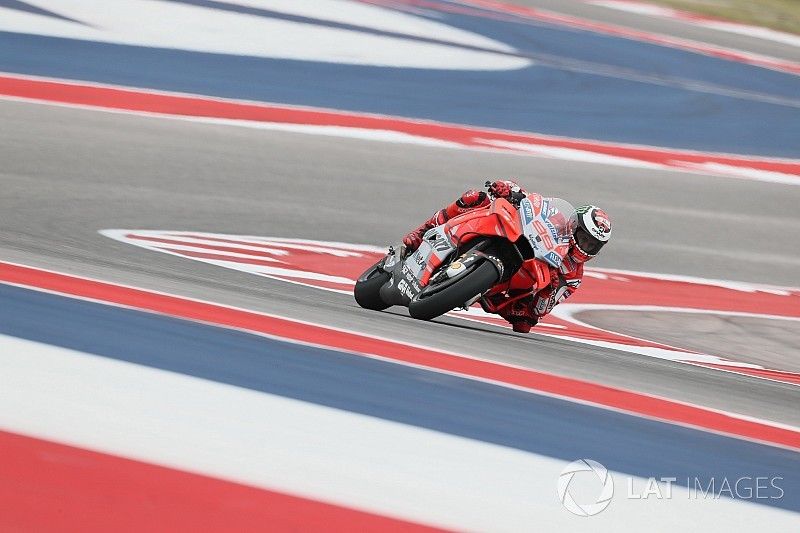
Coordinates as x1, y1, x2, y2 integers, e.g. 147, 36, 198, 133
1, 99, 797, 426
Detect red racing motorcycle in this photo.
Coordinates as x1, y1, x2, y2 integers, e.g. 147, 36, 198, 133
354, 184, 577, 321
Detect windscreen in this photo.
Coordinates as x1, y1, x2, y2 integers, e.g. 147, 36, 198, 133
544, 198, 578, 244
520, 196, 577, 268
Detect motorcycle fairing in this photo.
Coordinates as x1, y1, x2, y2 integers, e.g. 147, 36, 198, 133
405, 225, 456, 286
380, 251, 424, 306
376, 194, 576, 312
519, 195, 573, 269
443, 198, 523, 246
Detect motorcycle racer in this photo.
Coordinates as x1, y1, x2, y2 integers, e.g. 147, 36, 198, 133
402, 180, 612, 333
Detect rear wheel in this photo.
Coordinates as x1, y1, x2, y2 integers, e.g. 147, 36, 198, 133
354, 260, 392, 310
408, 260, 499, 321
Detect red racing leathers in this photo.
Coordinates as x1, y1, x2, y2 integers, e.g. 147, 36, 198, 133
402, 182, 584, 333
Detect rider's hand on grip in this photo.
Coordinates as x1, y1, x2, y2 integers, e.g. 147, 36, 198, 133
487, 180, 512, 199
403, 232, 423, 252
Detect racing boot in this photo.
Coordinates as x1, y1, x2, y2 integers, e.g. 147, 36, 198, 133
481, 292, 538, 333
402, 211, 440, 252
498, 295, 538, 333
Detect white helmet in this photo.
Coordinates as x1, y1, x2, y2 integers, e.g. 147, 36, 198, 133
571, 205, 612, 262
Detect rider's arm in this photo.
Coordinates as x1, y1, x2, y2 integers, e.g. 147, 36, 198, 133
439, 189, 490, 221
533, 263, 584, 318
403, 188, 490, 250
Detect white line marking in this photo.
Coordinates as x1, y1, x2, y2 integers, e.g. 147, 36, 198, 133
0, 0, 530, 70
2, 72, 798, 185
1, 334, 797, 527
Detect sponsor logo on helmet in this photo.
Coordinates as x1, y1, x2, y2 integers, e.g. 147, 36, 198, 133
593, 209, 611, 235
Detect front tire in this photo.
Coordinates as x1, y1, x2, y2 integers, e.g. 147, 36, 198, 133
354, 260, 392, 310
408, 261, 499, 321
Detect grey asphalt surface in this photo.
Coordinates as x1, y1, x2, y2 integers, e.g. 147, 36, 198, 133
1, 99, 798, 427
581, 311, 800, 372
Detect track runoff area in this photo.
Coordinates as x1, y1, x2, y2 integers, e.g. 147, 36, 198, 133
1, 260, 799, 530
1, 0, 799, 530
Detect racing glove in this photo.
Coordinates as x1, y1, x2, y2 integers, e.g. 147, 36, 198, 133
488, 180, 512, 199
487, 180, 526, 204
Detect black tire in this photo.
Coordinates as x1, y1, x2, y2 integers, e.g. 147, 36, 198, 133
354, 260, 392, 310
408, 261, 499, 321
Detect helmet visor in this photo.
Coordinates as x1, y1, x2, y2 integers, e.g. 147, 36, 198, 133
575, 226, 605, 256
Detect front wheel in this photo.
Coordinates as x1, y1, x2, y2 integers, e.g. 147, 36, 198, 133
354, 260, 392, 310
408, 261, 499, 321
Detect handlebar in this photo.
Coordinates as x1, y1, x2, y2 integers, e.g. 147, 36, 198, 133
485, 180, 525, 206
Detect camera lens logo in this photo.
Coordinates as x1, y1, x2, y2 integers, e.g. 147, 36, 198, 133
557, 459, 614, 516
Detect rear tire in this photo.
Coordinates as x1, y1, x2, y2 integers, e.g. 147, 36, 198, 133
408, 261, 499, 321
354, 260, 392, 310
